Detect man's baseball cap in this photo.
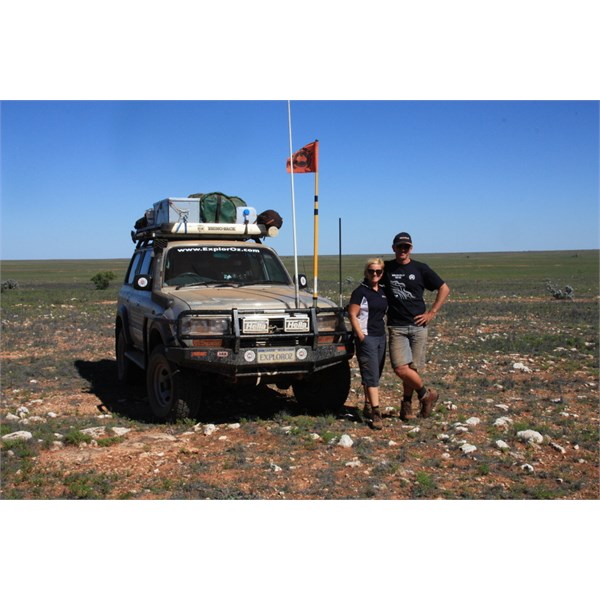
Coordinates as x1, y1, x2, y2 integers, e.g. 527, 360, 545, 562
393, 232, 413, 247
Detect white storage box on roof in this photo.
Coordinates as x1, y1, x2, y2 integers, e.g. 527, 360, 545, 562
154, 198, 200, 226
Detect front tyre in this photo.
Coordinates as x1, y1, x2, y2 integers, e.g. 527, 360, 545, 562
146, 345, 201, 422
293, 360, 351, 414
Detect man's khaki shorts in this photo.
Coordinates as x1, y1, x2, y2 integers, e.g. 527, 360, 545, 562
388, 325, 428, 370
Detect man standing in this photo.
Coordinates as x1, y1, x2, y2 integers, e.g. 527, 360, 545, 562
383, 232, 450, 420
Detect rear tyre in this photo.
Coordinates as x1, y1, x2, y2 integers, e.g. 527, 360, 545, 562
293, 360, 351, 414
146, 345, 201, 422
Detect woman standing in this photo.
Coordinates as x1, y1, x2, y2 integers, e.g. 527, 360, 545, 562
348, 258, 388, 429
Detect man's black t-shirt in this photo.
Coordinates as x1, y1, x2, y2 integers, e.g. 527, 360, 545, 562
383, 259, 445, 326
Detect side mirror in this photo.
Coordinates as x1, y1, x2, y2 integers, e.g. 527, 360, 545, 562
134, 274, 152, 291
295, 274, 308, 289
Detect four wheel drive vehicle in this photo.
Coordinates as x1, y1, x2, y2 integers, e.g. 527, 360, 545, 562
116, 234, 354, 422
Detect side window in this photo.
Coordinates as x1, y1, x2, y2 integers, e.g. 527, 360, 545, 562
139, 249, 153, 276
126, 252, 143, 285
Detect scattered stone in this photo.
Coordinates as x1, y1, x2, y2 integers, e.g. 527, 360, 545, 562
512, 362, 532, 373
218, 435, 228, 441
494, 416, 513, 428
465, 417, 481, 426
517, 430, 544, 444
521, 463, 534, 472
495, 404, 509, 411
5, 413, 20, 422
80, 427, 106, 439
454, 426, 469, 433
345, 459, 362, 468
549, 442, 566, 454
47, 412, 58, 418
441, 452, 451, 460
270, 462, 282, 472
407, 426, 420, 436
227, 423, 241, 429
111, 427, 131, 437
16, 406, 29, 418
550, 397, 563, 403
495, 440, 510, 450
337, 434, 354, 448
461, 443, 477, 454
2, 431, 33, 442
202, 424, 217, 436
388, 440, 397, 446
309, 433, 321, 441
437, 433, 450, 441
24, 416, 46, 424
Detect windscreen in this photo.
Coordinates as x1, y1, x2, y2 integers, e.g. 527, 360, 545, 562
163, 245, 292, 287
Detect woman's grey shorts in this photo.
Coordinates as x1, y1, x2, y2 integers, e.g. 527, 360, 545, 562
388, 326, 428, 370
356, 334, 386, 388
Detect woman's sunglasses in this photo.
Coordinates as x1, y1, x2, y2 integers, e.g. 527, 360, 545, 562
367, 269, 383, 275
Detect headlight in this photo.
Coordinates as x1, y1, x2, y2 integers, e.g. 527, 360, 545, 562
316, 313, 340, 333
180, 316, 231, 336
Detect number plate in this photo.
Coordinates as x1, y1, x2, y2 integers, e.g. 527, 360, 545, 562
284, 317, 310, 332
242, 318, 269, 334
257, 348, 296, 363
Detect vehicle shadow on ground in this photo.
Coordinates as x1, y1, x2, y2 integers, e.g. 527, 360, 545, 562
74, 359, 154, 422
74, 359, 329, 424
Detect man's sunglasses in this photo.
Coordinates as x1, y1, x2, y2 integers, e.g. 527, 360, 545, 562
367, 269, 383, 275
395, 244, 412, 252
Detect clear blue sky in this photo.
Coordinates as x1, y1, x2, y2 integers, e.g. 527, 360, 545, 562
1, 100, 597, 260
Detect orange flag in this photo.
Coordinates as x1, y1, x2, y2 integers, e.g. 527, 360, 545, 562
286, 140, 319, 173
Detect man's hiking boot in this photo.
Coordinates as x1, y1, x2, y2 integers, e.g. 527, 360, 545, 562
371, 407, 383, 430
362, 402, 373, 422
400, 399, 413, 421
418, 389, 439, 418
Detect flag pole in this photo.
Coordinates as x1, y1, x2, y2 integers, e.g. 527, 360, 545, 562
312, 139, 319, 308
338, 217, 343, 307
287, 101, 300, 309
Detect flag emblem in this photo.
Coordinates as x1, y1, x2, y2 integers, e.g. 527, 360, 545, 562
286, 140, 318, 173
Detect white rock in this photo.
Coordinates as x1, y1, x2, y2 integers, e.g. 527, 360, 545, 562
495, 440, 510, 450
111, 427, 131, 437
521, 463, 534, 472
407, 426, 420, 436
309, 433, 321, 440
549, 442, 566, 454
460, 443, 477, 454
494, 416, 513, 428
388, 440, 397, 446
437, 433, 450, 440
202, 424, 217, 436
345, 459, 362, 468
466, 417, 481, 426
227, 423, 241, 429
495, 404, 509, 411
441, 453, 451, 460
16, 406, 29, 417
5, 413, 20, 422
270, 462, 282, 472
47, 412, 58, 418
2, 431, 33, 441
337, 434, 354, 448
512, 362, 532, 373
454, 426, 469, 433
80, 426, 106, 439
517, 430, 544, 444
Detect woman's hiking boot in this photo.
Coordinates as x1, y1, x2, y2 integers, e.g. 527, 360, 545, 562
371, 406, 383, 430
400, 399, 413, 421
362, 401, 372, 422
418, 389, 439, 418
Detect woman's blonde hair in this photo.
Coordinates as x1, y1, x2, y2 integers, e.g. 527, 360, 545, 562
364, 257, 384, 277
